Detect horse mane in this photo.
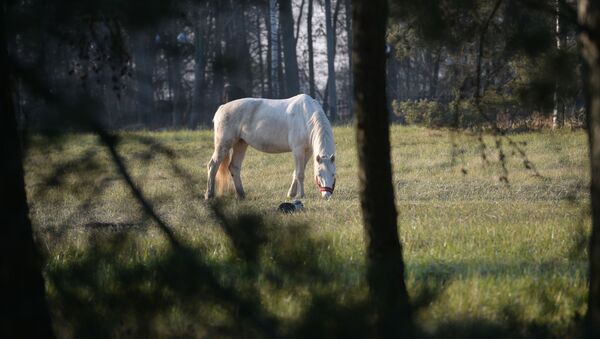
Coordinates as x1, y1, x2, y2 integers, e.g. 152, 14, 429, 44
307, 109, 335, 157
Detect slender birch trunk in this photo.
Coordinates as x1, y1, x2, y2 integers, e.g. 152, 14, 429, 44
325, 0, 337, 122
269, 0, 280, 98
307, 0, 315, 98
552, 0, 561, 129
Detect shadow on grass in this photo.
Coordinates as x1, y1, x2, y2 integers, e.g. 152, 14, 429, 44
44, 204, 585, 339
44, 202, 374, 338
32, 134, 586, 338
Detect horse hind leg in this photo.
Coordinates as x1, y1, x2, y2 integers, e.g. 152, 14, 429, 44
205, 144, 230, 199
229, 140, 248, 199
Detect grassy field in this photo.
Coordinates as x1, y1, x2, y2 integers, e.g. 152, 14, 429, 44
26, 125, 590, 338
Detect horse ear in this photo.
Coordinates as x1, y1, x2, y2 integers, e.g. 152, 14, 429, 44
330, 154, 335, 163
316, 155, 321, 163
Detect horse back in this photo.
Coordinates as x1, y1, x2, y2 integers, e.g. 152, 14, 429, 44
214, 98, 303, 153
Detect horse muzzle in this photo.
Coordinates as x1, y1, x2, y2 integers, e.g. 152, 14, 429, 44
316, 176, 335, 199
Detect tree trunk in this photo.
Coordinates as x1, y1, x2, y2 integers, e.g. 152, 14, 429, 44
278, 31, 285, 97
325, 0, 337, 122
226, 0, 253, 94
552, 0, 561, 129
265, 2, 273, 98
475, 0, 502, 105
430, 48, 442, 99
345, 0, 353, 117
133, 31, 155, 127
580, 1, 600, 336
307, 0, 315, 98
190, 8, 208, 129
256, 10, 266, 97
352, 0, 412, 337
165, 22, 184, 129
0, 2, 55, 337
387, 54, 399, 121
405, 57, 411, 100
169, 51, 183, 128
269, 0, 280, 98
279, 0, 300, 96
212, 1, 226, 112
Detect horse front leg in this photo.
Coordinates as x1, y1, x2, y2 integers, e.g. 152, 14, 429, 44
287, 169, 298, 198
287, 148, 306, 199
296, 151, 310, 198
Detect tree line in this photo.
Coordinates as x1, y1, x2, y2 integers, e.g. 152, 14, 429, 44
8, 0, 353, 130
8, 0, 584, 131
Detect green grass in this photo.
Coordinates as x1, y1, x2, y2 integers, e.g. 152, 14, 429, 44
26, 125, 590, 338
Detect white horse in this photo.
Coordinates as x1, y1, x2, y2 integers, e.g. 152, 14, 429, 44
205, 94, 336, 200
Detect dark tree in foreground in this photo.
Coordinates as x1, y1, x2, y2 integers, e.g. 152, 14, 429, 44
580, 1, 600, 336
0, 2, 55, 337
352, 0, 412, 337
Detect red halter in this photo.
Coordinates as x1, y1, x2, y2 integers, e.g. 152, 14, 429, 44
316, 176, 336, 194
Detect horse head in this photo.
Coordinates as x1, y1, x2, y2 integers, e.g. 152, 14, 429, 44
315, 154, 336, 199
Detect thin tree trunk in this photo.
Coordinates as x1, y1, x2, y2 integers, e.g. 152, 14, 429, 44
405, 57, 411, 100
169, 51, 183, 128
212, 1, 226, 109
307, 0, 315, 98
133, 31, 155, 127
279, 0, 300, 96
325, 0, 337, 122
353, 0, 412, 337
552, 0, 561, 129
345, 0, 353, 116
0, 2, 55, 336
294, 0, 305, 46
278, 30, 285, 97
256, 10, 266, 97
430, 48, 442, 99
265, 2, 273, 98
191, 8, 207, 129
387, 54, 399, 121
580, 2, 600, 337
269, 0, 279, 98
475, 0, 503, 105
227, 0, 253, 94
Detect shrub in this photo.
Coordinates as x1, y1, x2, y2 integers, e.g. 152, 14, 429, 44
392, 99, 452, 127
392, 92, 524, 129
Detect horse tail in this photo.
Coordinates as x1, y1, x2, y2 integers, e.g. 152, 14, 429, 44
215, 150, 233, 196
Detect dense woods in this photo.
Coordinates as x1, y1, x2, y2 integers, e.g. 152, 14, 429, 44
7, 0, 582, 131
4, 0, 600, 337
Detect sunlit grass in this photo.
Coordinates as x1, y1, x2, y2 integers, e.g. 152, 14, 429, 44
25, 125, 590, 337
